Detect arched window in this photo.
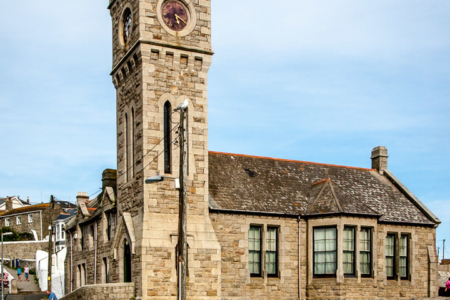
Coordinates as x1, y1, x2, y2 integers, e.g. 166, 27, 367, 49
124, 113, 129, 181
164, 101, 172, 173
123, 240, 132, 283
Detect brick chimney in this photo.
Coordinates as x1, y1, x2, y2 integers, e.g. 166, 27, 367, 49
5, 197, 13, 211
102, 169, 117, 190
76, 192, 89, 207
371, 146, 388, 174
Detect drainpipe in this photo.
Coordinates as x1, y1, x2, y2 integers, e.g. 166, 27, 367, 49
94, 221, 97, 284
298, 215, 302, 300
70, 232, 73, 292
40, 211, 43, 240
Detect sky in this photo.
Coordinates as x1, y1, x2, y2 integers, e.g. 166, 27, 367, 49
0, 1, 449, 254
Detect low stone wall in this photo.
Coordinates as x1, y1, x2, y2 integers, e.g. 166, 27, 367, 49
60, 283, 134, 300
0, 241, 47, 269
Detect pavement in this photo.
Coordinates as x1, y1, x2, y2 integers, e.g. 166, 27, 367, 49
4, 294, 46, 300
1, 265, 40, 293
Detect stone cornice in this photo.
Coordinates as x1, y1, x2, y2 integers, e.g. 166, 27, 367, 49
110, 39, 214, 76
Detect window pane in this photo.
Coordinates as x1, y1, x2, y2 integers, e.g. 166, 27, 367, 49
315, 263, 325, 275
314, 227, 336, 275
314, 239, 325, 251
400, 236, 407, 256
266, 228, 277, 251
266, 252, 276, 275
249, 226, 261, 275
386, 257, 394, 277
315, 253, 325, 263
325, 262, 336, 274
386, 235, 394, 256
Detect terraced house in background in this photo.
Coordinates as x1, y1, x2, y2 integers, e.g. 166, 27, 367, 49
62, 0, 440, 299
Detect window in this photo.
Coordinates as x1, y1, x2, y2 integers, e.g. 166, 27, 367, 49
16, 216, 21, 225
249, 226, 261, 276
343, 227, 355, 276
56, 224, 60, 241
266, 227, 278, 277
125, 113, 128, 181
107, 213, 112, 241
360, 228, 372, 277
386, 234, 395, 279
164, 101, 172, 174
82, 263, 86, 286
5, 218, 9, 227
130, 108, 135, 178
314, 227, 337, 276
103, 257, 109, 283
61, 224, 65, 241
80, 226, 85, 250
28, 214, 33, 223
124, 240, 132, 282
399, 235, 409, 279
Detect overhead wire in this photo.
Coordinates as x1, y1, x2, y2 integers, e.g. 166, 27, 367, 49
118, 115, 180, 180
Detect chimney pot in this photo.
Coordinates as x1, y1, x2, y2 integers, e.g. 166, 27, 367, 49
371, 146, 389, 174
27, 196, 30, 204
76, 192, 89, 207
102, 169, 117, 190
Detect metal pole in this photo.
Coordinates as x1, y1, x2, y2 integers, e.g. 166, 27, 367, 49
2, 233, 4, 300
443, 239, 445, 262
47, 195, 54, 291
177, 108, 187, 300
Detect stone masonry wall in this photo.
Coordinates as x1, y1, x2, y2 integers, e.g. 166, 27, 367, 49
0, 204, 61, 239
0, 241, 48, 269
210, 212, 303, 300
60, 283, 134, 300
305, 216, 438, 299
65, 210, 119, 294
108, 0, 217, 298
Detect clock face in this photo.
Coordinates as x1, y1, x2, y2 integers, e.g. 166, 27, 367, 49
123, 10, 132, 44
161, 1, 189, 32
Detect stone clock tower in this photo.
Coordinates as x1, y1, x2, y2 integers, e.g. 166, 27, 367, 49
108, 0, 220, 299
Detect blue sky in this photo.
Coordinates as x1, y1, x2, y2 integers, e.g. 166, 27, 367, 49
0, 1, 449, 254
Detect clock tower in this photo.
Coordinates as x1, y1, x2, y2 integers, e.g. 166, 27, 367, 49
108, 0, 220, 299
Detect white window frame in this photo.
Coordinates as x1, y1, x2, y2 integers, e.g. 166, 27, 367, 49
5, 218, 10, 227
28, 214, 33, 223
16, 216, 21, 225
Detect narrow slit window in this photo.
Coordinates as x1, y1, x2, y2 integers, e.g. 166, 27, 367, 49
386, 234, 395, 279
266, 227, 278, 277
399, 235, 409, 279
249, 226, 261, 277
124, 113, 128, 181
131, 108, 135, 177
343, 227, 355, 276
164, 101, 172, 173
360, 228, 372, 277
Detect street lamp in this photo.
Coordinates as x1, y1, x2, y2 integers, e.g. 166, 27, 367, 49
145, 100, 188, 300
1, 232, 13, 300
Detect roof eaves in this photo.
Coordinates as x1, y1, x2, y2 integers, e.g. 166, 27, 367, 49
383, 169, 440, 224
209, 151, 375, 171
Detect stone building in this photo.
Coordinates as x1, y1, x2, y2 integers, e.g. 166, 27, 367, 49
0, 201, 75, 240
62, 0, 440, 299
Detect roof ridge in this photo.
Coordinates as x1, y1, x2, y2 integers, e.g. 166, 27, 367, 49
209, 151, 375, 171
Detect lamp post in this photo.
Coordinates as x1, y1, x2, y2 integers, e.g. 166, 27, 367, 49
145, 100, 188, 300
1, 232, 13, 300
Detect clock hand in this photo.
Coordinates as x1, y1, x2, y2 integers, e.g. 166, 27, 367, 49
175, 14, 187, 24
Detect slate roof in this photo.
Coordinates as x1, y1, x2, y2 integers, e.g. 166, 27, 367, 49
0, 197, 29, 206
208, 151, 436, 225
0, 204, 50, 217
